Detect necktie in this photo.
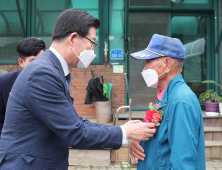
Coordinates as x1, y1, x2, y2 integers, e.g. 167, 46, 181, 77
65, 73, 71, 91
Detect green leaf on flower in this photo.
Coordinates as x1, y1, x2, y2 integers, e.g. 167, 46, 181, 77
155, 121, 160, 126
152, 104, 157, 111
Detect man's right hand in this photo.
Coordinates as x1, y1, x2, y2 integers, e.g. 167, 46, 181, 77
124, 122, 156, 141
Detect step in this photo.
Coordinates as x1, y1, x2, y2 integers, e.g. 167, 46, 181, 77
68, 149, 110, 166
205, 141, 222, 160
204, 127, 222, 141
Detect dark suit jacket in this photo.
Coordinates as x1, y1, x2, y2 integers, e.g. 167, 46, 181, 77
0, 69, 22, 134
0, 50, 122, 170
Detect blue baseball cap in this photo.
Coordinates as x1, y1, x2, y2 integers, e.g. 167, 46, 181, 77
130, 34, 186, 60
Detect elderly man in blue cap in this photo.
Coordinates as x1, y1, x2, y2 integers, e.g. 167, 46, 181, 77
130, 34, 205, 170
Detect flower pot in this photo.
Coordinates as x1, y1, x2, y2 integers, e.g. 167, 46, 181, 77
204, 102, 219, 112
95, 100, 112, 124
219, 103, 222, 115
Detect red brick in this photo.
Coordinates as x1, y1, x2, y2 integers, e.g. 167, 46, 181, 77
0, 65, 8, 68
76, 80, 85, 83
82, 76, 91, 79
86, 73, 92, 76
82, 83, 88, 86
81, 91, 87, 94
116, 80, 125, 83
73, 98, 81, 101
106, 80, 112, 83
74, 106, 81, 109
76, 109, 86, 112
112, 76, 122, 79
76, 87, 86, 91
112, 91, 121, 94
72, 76, 82, 79
71, 91, 81, 94
77, 95, 86, 98
116, 102, 125, 105
77, 102, 85, 105
91, 113, 96, 116
82, 113, 91, 116
106, 65, 111, 68
116, 87, 125, 91
88, 65, 95, 68
103, 76, 111, 80
87, 109, 96, 113
71, 83, 81, 87
96, 65, 105, 68
93, 69, 101, 72
122, 98, 125, 101
70, 80, 75, 83
72, 69, 82, 72
76, 72, 85, 76
101, 69, 110, 72
116, 94, 125, 98
112, 98, 122, 101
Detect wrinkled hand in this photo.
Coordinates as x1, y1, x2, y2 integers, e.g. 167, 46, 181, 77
124, 122, 156, 141
130, 140, 145, 164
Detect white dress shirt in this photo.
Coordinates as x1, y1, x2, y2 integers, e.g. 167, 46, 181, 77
49, 47, 127, 144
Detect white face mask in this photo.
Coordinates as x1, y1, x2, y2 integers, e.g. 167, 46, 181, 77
70, 35, 96, 68
141, 59, 166, 88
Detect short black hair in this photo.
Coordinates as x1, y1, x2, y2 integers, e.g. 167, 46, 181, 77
17, 37, 46, 60
52, 8, 100, 42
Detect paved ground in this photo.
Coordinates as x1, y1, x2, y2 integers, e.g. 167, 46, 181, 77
206, 160, 222, 170
68, 160, 222, 170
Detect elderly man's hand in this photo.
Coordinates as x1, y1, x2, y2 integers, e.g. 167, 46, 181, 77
130, 140, 145, 164
124, 122, 156, 141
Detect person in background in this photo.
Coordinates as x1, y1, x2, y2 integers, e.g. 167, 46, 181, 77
0, 37, 45, 134
130, 34, 205, 170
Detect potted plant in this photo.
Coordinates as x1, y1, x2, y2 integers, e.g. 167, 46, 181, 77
199, 89, 220, 112
202, 80, 222, 114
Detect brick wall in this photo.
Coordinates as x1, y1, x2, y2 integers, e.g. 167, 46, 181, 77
70, 65, 126, 120
0, 64, 126, 120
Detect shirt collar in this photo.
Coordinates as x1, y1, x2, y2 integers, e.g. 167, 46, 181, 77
157, 86, 167, 102
49, 47, 69, 76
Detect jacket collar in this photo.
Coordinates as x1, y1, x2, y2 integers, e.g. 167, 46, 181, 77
160, 74, 185, 107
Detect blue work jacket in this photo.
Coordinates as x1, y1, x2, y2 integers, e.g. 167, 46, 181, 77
138, 74, 206, 170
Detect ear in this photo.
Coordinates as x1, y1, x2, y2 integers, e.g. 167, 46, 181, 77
68, 32, 78, 46
164, 57, 172, 73
18, 58, 25, 68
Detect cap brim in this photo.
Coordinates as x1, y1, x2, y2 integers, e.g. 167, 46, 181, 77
130, 49, 161, 60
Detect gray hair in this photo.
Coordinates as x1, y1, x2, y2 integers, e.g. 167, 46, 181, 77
173, 59, 184, 71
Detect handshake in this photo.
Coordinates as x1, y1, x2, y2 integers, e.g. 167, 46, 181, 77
123, 120, 156, 141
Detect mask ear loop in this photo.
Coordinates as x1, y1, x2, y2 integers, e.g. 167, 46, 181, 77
154, 58, 166, 77
22, 59, 27, 66
154, 58, 166, 70
69, 33, 80, 58
77, 34, 86, 51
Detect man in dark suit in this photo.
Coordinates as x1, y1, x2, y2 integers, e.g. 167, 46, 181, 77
0, 9, 156, 169
0, 37, 45, 134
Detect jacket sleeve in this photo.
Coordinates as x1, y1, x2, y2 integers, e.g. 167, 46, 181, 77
26, 68, 122, 149
0, 78, 5, 134
167, 102, 200, 169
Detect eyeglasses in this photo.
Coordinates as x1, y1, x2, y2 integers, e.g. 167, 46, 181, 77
68, 33, 98, 50
80, 35, 98, 50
